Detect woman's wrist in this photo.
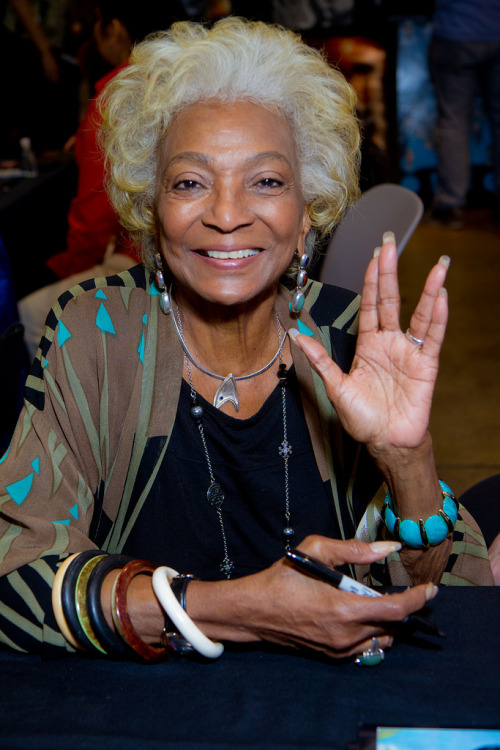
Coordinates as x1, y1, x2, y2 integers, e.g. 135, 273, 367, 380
371, 433, 443, 522
186, 579, 261, 644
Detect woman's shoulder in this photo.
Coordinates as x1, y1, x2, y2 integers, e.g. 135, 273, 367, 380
40, 264, 152, 343
305, 279, 360, 333
56, 263, 150, 309
25, 264, 157, 411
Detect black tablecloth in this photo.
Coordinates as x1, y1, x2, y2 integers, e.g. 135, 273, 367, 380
1, 588, 499, 750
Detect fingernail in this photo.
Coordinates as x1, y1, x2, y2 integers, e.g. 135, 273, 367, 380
369, 541, 402, 554
425, 583, 439, 601
438, 255, 450, 269
373, 246, 381, 258
382, 231, 396, 245
438, 287, 448, 298
288, 328, 299, 342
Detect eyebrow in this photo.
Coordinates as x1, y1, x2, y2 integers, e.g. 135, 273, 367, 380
163, 150, 293, 171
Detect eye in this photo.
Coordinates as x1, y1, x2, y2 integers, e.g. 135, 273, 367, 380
173, 178, 203, 191
257, 177, 284, 189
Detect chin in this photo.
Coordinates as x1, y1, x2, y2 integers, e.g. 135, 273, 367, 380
183, 279, 279, 310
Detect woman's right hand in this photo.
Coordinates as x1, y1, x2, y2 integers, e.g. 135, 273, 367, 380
187, 535, 439, 660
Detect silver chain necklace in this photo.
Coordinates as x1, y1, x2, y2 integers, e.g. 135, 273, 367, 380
177, 307, 295, 579
172, 304, 288, 411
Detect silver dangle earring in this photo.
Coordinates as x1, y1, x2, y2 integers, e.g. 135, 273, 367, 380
291, 252, 310, 314
154, 253, 172, 315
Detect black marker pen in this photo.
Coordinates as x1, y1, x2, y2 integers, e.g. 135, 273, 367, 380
286, 548, 445, 638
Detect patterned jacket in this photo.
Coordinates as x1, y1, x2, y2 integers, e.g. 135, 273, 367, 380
0, 265, 492, 656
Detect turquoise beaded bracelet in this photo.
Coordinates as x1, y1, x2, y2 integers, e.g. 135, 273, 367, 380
381, 480, 459, 549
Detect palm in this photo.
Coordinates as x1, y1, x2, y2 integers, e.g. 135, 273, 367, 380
333, 328, 438, 449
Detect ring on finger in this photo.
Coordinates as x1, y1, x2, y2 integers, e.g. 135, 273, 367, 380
405, 329, 425, 348
354, 637, 385, 667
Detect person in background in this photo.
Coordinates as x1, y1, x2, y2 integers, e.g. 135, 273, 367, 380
0, 0, 60, 152
0, 18, 493, 665
429, 0, 500, 229
17, 0, 187, 360
3, 0, 60, 82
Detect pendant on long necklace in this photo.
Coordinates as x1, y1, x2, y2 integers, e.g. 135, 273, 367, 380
207, 482, 224, 507
220, 556, 234, 577
278, 439, 292, 459
213, 374, 239, 411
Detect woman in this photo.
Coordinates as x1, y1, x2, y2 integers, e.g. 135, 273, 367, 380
0, 18, 493, 663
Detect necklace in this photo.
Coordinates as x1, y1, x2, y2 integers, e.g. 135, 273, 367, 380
181, 314, 295, 579
172, 304, 288, 411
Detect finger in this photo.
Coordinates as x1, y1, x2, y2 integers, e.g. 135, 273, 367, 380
358, 251, 380, 334
376, 237, 401, 331
420, 287, 448, 359
347, 632, 394, 659
407, 255, 450, 343
288, 331, 343, 397
296, 535, 402, 568
359, 582, 439, 625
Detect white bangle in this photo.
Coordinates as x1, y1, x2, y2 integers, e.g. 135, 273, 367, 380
51, 553, 84, 650
152, 566, 224, 659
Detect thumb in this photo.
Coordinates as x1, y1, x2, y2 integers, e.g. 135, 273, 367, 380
289, 330, 343, 396
298, 536, 402, 568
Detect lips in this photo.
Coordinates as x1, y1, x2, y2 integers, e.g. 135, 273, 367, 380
203, 249, 261, 259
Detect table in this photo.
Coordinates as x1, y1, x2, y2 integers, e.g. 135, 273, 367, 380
1, 587, 499, 750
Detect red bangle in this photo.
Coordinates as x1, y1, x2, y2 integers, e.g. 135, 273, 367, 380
111, 559, 174, 663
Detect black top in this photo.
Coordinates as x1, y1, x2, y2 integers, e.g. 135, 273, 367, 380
123, 367, 341, 579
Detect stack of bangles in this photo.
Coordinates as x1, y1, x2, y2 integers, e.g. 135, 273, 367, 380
51, 554, 224, 662
382, 480, 459, 548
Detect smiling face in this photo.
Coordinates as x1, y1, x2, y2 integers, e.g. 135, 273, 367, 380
155, 100, 311, 311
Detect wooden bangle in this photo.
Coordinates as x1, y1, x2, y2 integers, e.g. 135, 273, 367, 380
111, 559, 174, 663
87, 554, 135, 658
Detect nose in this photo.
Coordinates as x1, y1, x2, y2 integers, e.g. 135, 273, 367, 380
202, 185, 254, 233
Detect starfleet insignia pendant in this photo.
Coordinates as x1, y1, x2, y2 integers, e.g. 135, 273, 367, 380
213, 374, 239, 411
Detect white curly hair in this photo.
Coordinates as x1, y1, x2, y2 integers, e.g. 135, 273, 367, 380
99, 16, 361, 273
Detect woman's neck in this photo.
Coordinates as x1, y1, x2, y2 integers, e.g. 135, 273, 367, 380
173, 290, 283, 379
173, 287, 293, 419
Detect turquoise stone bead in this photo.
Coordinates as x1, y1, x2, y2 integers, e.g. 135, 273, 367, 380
425, 514, 449, 544
398, 519, 423, 547
384, 505, 396, 535
443, 497, 458, 524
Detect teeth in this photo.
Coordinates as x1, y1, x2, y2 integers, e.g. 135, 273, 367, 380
206, 249, 260, 259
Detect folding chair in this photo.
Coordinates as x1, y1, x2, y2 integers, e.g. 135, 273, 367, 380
318, 183, 424, 294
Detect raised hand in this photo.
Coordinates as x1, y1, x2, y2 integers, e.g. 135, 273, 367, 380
292, 236, 449, 457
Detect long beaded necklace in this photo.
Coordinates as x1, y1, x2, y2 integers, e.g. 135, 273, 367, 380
175, 304, 295, 579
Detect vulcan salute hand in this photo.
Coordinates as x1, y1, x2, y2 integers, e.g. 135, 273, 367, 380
292, 234, 449, 460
